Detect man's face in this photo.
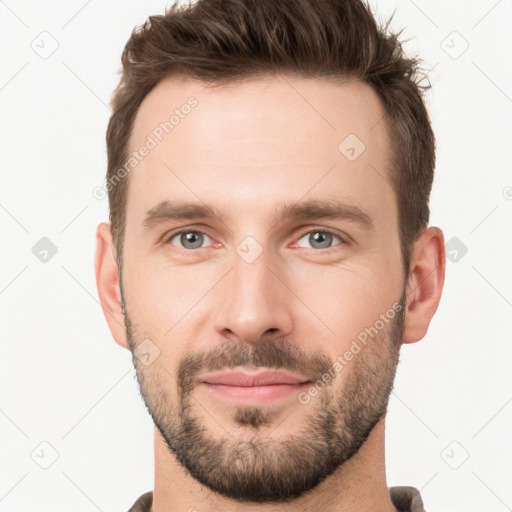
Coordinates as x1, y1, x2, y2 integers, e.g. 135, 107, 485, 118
121, 75, 405, 502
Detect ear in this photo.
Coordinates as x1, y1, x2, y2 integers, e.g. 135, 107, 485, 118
402, 226, 446, 344
94, 222, 129, 349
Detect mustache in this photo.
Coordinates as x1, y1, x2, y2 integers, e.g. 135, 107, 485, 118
177, 338, 333, 396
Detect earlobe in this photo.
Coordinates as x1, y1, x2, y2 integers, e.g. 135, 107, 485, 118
94, 222, 129, 349
402, 226, 446, 344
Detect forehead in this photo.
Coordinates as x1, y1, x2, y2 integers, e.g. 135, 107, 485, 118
125, 74, 395, 231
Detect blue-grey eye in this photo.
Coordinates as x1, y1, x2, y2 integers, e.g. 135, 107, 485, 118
296, 230, 342, 250
170, 231, 211, 250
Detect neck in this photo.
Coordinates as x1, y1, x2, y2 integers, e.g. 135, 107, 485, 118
151, 418, 398, 512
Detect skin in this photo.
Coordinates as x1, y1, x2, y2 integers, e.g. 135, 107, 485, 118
95, 74, 445, 512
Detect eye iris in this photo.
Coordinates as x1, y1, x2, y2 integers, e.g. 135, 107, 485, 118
181, 232, 203, 249
310, 231, 332, 249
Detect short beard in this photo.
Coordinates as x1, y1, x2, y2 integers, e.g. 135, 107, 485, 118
124, 294, 405, 503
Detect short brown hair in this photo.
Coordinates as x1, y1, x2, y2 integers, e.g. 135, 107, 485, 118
106, 0, 435, 278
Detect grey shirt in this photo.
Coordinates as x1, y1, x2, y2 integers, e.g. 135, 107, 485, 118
128, 486, 426, 511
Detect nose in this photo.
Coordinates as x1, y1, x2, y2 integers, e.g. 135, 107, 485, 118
212, 248, 293, 345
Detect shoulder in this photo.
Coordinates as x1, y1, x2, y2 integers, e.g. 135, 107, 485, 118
127, 490, 153, 512
389, 486, 426, 512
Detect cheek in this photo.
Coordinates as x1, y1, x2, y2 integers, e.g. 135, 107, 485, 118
290, 260, 399, 351
122, 258, 220, 354
124, 257, 187, 316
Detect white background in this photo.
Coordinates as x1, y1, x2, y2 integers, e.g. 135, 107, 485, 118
1, 1, 511, 511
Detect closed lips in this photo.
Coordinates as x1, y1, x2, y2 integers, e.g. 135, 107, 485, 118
201, 370, 310, 387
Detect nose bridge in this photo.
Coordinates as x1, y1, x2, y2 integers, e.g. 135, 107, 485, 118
213, 245, 293, 343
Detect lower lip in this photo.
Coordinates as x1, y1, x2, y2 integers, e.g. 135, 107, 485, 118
200, 382, 310, 405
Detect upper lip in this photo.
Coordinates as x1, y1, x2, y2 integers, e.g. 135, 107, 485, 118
200, 370, 310, 386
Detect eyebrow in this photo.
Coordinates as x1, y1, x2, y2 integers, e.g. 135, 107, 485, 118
142, 199, 374, 231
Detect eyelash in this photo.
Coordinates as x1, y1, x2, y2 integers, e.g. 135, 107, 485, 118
164, 227, 349, 252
